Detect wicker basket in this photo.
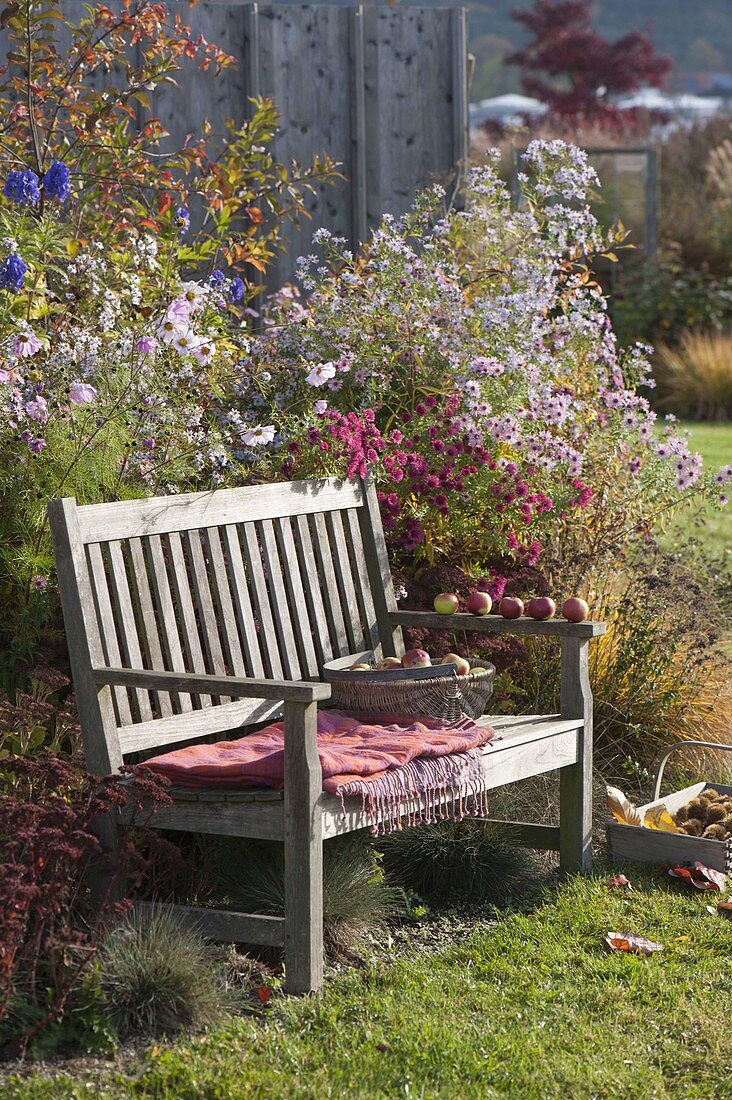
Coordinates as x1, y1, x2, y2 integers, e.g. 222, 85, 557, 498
322, 651, 495, 722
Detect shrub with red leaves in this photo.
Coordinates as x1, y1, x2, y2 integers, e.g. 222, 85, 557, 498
0, 752, 171, 1058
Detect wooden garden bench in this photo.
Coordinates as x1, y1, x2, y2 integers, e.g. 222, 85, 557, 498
48, 476, 605, 994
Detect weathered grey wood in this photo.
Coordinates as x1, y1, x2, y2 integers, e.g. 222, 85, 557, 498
390, 610, 607, 639
135, 901, 286, 947
607, 823, 729, 874
222, 524, 266, 678
479, 821, 561, 851
559, 637, 593, 874
242, 522, 284, 679
274, 517, 319, 679
311, 512, 350, 657
93, 666, 332, 703
205, 527, 247, 678
450, 7, 469, 174
357, 476, 403, 657
349, 5, 368, 247
283, 700, 324, 994
106, 541, 153, 722
146, 534, 193, 713
117, 695, 284, 754
293, 513, 335, 667
167, 531, 213, 708
86, 543, 133, 727
325, 509, 364, 654
48, 500, 122, 775
185, 529, 231, 700
127, 537, 174, 717
257, 520, 301, 680
77, 479, 363, 543
343, 508, 380, 653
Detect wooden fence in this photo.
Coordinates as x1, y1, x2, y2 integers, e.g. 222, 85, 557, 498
3, 3, 469, 288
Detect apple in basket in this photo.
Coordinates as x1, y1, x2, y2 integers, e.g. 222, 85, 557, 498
349, 662, 372, 672
466, 590, 492, 616
433, 592, 459, 615
526, 596, 556, 621
377, 656, 403, 670
402, 648, 432, 669
441, 653, 470, 676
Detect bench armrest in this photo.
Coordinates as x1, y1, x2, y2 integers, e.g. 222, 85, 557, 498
91, 667, 331, 705
389, 610, 606, 639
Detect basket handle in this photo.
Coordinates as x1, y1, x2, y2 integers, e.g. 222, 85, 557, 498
652, 740, 732, 802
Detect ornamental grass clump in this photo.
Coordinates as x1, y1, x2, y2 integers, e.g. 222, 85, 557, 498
654, 331, 732, 421
96, 906, 230, 1039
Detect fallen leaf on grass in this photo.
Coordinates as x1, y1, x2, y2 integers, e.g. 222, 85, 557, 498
256, 985, 272, 1003
604, 931, 663, 956
709, 899, 732, 916
667, 861, 728, 892
607, 786, 642, 827
605, 874, 632, 889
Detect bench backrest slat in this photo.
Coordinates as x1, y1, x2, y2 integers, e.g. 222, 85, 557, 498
49, 477, 402, 766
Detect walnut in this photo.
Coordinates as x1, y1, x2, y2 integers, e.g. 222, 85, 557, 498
703, 824, 728, 841
706, 803, 727, 824
679, 818, 703, 837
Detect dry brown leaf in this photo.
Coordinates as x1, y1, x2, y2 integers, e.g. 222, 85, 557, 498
604, 931, 663, 956
606, 786, 642, 827
716, 899, 732, 915
605, 874, 632, 889
644, 805, 682, 833
667, 862, 728, 892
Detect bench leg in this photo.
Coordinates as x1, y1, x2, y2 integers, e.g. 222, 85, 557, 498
284, 700, 324, 994
559, 637, 593, 875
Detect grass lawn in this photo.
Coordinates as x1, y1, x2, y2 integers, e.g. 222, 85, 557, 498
662, 421, 731, 565
5, 865, 732, 1100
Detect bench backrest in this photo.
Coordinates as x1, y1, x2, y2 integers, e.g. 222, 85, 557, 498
48, 477, 402, 774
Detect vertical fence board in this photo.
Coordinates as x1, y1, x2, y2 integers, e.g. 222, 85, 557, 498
17, 3, 468, 285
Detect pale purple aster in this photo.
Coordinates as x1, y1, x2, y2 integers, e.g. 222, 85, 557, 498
31, 574, 48, 589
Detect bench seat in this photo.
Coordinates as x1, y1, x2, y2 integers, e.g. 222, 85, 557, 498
136, 714, 581, 845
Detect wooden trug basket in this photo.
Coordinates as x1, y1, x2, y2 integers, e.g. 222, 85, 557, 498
607, 740, 732, 874
322, 651, 495, 723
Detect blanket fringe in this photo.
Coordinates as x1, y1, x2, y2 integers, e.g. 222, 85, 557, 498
336, 749, 489, 835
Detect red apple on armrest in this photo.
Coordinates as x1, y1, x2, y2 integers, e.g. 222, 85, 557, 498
526, 596, 556, 620
562, 597, 589, 623
466, 590, 492, 616
498, 596, 524, 619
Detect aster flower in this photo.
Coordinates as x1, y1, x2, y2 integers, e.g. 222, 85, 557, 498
42, 161, 71, 201
0, 253, 27, 292
69, 382, 98, 404
305, 361, 336, 387
3, 169, 41, 206
243, 424, 276, 446
229, 277, 245, 303
12, 331, 42, 358
174, 206, 190, 234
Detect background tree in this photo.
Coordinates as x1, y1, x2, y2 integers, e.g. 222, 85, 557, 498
508, 0, 671, 124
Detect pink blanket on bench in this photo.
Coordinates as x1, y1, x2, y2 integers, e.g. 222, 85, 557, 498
145, 710, 495, 833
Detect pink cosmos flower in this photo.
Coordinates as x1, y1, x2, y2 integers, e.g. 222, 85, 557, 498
305, 361, 336, 387
12, 331, 42, 358
242, 424, 275, 446
191, 340, 215, 366
313, 399, 329, 415
136, 336, 158, 355
25, 395, 49, 422
69, 382, 98, 404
